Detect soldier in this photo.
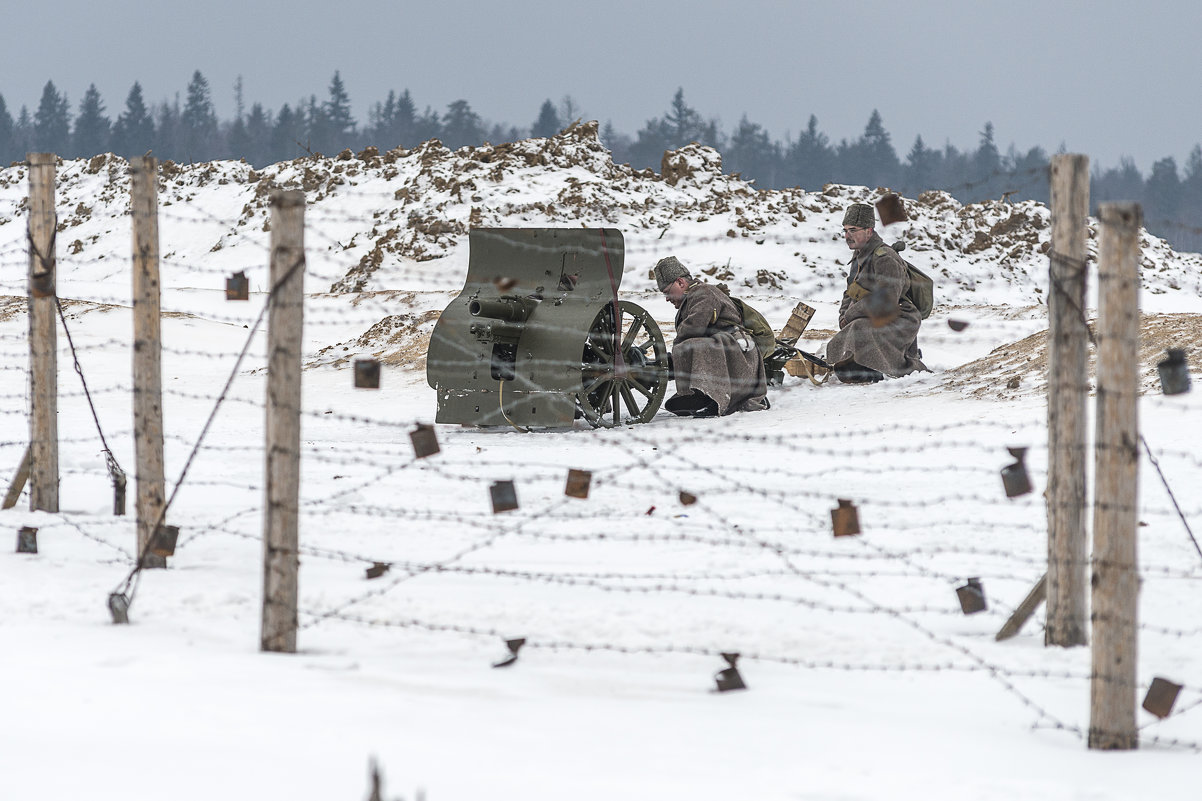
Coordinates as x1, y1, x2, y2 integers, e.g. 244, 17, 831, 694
824, 203, 928, 382
655, 256, 770, 417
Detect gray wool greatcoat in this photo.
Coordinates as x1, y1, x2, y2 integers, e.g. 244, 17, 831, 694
671, 281, 769, 414
825, 232, 928, 377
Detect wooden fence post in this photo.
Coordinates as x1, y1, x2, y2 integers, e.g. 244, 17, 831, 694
1088, 202, 1141, 750
261, 190, 305, 654
1046, 153, 1090, 647
27, 153, 59, 513
130, 156, 167, 569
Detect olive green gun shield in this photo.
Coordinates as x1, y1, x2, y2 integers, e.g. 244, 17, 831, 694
426, 228, 668, 428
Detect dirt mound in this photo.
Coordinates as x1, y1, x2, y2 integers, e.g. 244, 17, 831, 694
940, 313, 1202, 399
308, 308, 442, 375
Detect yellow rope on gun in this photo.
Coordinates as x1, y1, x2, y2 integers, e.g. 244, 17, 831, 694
498, 379, 531, 433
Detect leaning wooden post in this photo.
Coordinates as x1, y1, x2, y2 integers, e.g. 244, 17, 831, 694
261, 190, 305, 653
130, 156, 167, 569
1046, 153, 1090, 647
1088, 202, 1141, 750
27, 153, 59, 513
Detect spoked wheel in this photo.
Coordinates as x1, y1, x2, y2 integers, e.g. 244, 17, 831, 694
578, 300, 670, 428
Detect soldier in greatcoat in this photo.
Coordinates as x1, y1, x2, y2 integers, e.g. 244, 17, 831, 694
824, 203, 928, 382
654, 256, 769, 417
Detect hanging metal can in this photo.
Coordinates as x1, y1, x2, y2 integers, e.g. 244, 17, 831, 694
1001, 447, 1033, 498
409, 423, 439, 458
564, 469, 591, 499
150, 524, 179, 557
1142, 677, 1183, 718
225, 270, 249, 300
956, 577, 987, 614
108, 592, 130, 625
16, 526, 38, 554
831, 498, 861, 537
714, 652, 747, 692
1157, 348, 1190, 396
354, 358, 381, 389
875, 192, 909, 226
490, 480, 518, 513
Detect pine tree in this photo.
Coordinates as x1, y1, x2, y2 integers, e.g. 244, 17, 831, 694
558, 95, 582, 126
726, 115, 779, 187
442, 100, 483, 149
414, 106, 442, 143
155, 97, 184, 162
0, 94, 14, 164
304, 95, 329, 154
367, 89, 417, 149
784, 115, 834, 190
13, 106, 34, 161
664, 88, 705, 145
73, 84, 111, 158
271, 103, 304, 161
600, 121, 633, 165
322, 71, 356, 150
226, 76, 251, 161
111, 83, 155, 159
903, 135, 936, 195
629, 88, 720, 170
391, 90, 417, 147
531, 99, 561, 139
244, 103, 273, 166
1092, 156, 1144, 208
854, 109, 899, 188
181, 71, 218, 161
1145, 156, 1181, 224
974, 122, 1000, 177
33, 81, 71, 156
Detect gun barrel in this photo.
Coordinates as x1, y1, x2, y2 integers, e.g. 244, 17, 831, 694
469, 296, 537, 322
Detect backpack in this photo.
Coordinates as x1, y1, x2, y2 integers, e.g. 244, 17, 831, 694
728, 296, 777, 359
891, 241, 934, 319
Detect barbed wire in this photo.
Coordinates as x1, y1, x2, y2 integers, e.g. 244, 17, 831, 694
2, 167, 1199, 756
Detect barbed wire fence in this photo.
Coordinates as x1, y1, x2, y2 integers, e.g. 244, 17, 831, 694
0, 152, 1200, 756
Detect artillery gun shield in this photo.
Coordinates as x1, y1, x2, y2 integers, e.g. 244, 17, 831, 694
426, 228, 668, 428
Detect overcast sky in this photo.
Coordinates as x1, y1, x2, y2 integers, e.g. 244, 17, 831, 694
2, 0, 1195, 173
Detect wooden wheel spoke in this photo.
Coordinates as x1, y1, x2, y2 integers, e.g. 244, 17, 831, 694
584, 374, 611, 396
610, 384, 620, 425
619, 384, 641, 417
584, 340, 613, 365
621, 315, 646, 353
626, 377, 652, 399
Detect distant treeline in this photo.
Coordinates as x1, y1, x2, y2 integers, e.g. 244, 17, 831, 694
2, 71, 1201, 251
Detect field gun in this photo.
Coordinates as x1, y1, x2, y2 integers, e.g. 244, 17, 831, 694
426, 228, 670, 428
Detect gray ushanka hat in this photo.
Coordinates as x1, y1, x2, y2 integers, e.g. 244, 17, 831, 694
842, 203, 876, 229
654, 256, 691, 291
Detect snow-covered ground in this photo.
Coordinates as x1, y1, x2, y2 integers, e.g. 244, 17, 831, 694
1, 130, 1200, 800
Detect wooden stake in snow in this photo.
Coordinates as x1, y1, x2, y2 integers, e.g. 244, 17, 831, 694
2, 445, 32, 510
261, 190, 306, 654
130, 156, 167, 568
1088, 202, 1141, 751
994, 573, 1047, 642
1046, 153, 1089, 648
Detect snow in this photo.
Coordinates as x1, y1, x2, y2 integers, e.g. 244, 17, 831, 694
1, 132, 1201, 800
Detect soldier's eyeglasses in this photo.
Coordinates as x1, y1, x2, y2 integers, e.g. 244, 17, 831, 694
843, 227, 864, 234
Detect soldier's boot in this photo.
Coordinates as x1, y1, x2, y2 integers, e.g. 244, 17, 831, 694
665, 390, 716, 416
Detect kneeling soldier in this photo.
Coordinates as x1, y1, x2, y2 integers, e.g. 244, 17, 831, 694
655, 256, 770, 417
825, 203, 928, 382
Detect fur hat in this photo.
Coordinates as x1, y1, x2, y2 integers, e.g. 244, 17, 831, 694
654, 256, 691, 291
842, 203, 876, 229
